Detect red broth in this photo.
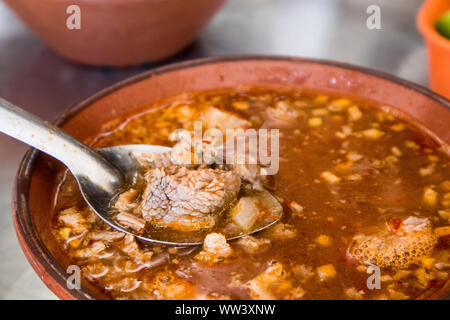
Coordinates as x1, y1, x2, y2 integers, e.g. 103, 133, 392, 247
52, 88, 450, 300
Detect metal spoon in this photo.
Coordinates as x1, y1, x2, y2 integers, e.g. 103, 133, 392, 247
0, 97, 282, 245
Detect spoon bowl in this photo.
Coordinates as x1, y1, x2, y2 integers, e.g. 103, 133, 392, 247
0, 97, 282, 246
90, 145, 283, 246
86, 144, 171, 243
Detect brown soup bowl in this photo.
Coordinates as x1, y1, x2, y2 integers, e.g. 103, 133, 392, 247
12, 56, 450, 299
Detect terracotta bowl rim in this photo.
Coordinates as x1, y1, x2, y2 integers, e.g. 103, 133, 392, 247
12, 55, 450, 300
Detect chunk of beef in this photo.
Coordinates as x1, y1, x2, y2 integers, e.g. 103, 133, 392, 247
140, 167, 241, 232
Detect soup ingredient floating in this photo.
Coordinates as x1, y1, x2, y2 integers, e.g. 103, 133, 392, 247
348, 216, 438, 269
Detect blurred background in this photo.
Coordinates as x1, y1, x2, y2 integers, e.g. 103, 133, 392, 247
0, 0, 428, 299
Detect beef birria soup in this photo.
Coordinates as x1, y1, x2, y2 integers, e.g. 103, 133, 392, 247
52, 87, 450, 300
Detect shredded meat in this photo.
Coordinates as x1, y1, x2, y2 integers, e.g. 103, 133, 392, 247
139, 167, 241, 231
119, 234, 154, 263
116, 212, 146, 232
114, 189, 138, 212
137, 130, 193, 167
58, 207, 89, 233
88, 231, 125, 242
74, 241, 106, 258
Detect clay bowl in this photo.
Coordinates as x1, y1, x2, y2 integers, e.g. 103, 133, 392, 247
4, 0, 226, 66
12, 56, 450, 300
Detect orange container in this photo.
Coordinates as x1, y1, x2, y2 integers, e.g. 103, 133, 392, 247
417, 0, 450, 99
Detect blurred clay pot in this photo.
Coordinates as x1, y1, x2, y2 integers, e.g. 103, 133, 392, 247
4, 0, 226, 66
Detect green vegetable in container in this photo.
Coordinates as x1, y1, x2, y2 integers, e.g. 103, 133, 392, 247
435, 10, 450, 40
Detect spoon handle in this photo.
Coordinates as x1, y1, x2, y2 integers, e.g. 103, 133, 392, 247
0, 97, 123, 193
